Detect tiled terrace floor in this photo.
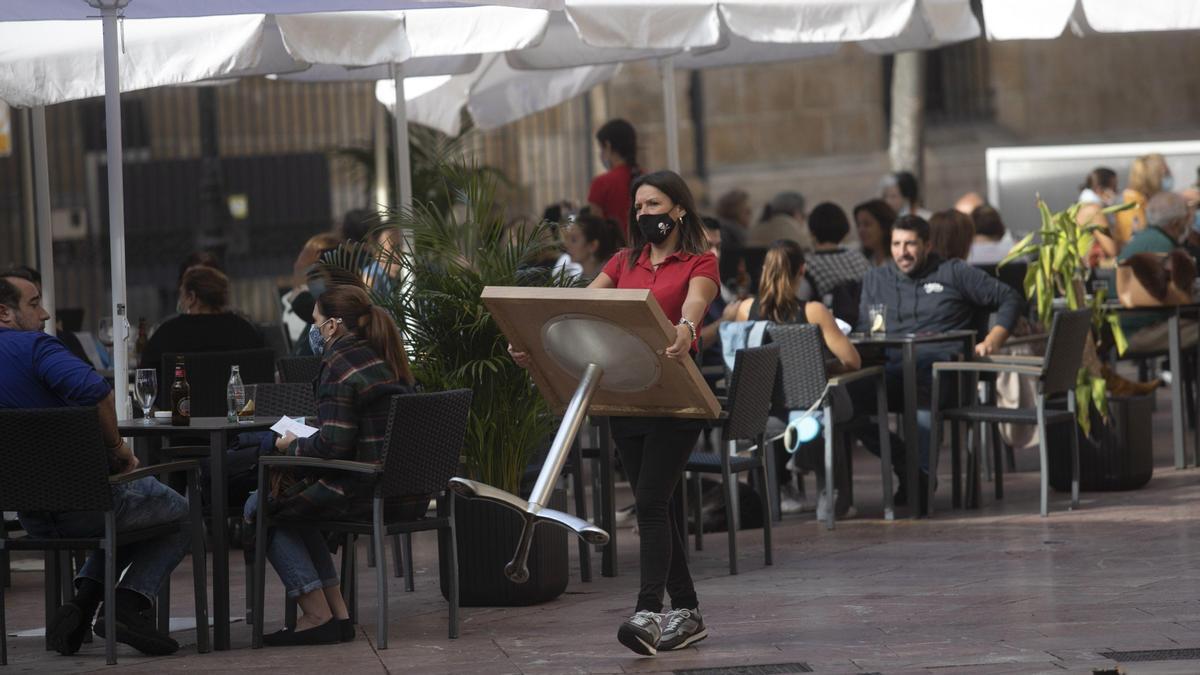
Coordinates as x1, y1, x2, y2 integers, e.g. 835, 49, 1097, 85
4, 386, 1200, 674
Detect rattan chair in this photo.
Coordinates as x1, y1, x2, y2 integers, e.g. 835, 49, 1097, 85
254, 382, 317, 419
251, 389, 473, 649
766, 323, 893, 529
929, 309, 1092, 517
277, 356, 322, 384
684, 344, 778, 575
0, 407, 208, 666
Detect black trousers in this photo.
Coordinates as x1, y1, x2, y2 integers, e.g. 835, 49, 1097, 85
612, 419, 701, 614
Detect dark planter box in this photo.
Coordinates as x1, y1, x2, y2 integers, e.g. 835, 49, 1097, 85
439, 488, 569, 607
1048, 393, 1154, 492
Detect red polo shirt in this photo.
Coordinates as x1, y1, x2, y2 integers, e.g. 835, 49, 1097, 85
588, 164, 634, 238
602, 246, 720, 325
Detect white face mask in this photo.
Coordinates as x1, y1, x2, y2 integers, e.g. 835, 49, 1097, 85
1162, 175, 1176, 192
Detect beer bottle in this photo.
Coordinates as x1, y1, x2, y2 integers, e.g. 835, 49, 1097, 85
170, 356, 191, 426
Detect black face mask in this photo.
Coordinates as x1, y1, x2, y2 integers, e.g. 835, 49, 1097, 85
637, 213, 677, 245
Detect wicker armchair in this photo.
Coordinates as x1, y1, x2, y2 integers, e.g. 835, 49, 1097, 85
0, 407, 208, 666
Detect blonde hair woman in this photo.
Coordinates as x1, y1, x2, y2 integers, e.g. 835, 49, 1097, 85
1114, 153, 1173, 245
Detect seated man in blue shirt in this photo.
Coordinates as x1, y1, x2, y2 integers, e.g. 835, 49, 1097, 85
0, 266, 188, 657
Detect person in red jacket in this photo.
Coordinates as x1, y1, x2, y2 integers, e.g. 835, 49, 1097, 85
588, 118, 640, 237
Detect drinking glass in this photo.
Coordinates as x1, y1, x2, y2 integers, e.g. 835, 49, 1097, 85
134, 369, 157, 424
868, 304, 887, 336
238, 384, 256, 423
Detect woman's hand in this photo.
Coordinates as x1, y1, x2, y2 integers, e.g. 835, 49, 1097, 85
275, 432, 297, 453
508, 343, 532, 369
664, 324, 692, 359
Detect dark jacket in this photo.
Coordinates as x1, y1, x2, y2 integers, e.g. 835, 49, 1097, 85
273, 334, 410, 520
856, 254, 1022, 337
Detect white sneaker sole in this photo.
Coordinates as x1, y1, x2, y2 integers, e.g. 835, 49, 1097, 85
660, 627, 708, 651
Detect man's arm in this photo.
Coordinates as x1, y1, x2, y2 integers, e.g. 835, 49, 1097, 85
96, 390, 138, 473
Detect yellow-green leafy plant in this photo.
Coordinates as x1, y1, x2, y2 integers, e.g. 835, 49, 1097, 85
999, 198, 1133, 433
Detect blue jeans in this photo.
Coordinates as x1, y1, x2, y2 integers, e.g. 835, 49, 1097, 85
243, 492, 339, 599
18, 477, 190, 602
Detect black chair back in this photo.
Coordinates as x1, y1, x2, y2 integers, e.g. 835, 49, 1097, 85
278, 355, 323, 384
1041, 309, 1093, 396
160, 348, 276, 416
766, 324, 827, 410
379, 389, 474, 500
255, 382, 318, 418
724, 344, 780, 442
0, 407, 112, 513
258, 322, 289, 360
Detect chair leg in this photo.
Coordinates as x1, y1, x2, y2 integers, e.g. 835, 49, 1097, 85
444, 495, 460, 639
1068, 390, 1081, 509
339, 534, 355, 625
402, 534, 415, 593
875, 377, 894, 520
43, 551, 58, 652
822, 404, 836, 530
252, 478, 269, 648
391, 534, 404, 579
284, 596, 297, 630
570, 441, 592, 582
950, 421, 962, 509
1036, 393, 1050, 517
692, 474, 703, 552
372, 498, 388, 650
758, 437, 772, 566
366, 534, 376, 569
347, 537, 359, 624
764, 434, 781, 523
104, 512, 117, 666
1, 564, 7, 665
992, 424, 1005, 501
188, 469, 210, 654
722, 440, 738, 575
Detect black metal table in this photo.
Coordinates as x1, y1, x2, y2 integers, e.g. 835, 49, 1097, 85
850, 330, 977, 517
118, 416, 275, 651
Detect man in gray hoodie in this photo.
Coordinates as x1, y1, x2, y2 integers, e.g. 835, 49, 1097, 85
851, 215, 1023, 513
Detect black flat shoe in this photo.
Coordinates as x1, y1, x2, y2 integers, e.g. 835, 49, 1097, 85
339, 618, 356, 643
262, 619, 342, 647
47, 602, 92, 656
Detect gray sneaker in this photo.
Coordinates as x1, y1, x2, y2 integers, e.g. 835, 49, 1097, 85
617, 610, 661, 656
658, 607, 707, 651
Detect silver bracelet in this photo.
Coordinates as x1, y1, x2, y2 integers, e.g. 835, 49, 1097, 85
677, 317, 697, 342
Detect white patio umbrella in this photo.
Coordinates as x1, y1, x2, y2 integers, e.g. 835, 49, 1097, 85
509, 0, 981, 172
982, 0, 1200, 40
0, 3, 553, 416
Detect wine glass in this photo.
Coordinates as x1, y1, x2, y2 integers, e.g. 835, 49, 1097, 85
134, 369, 157, 424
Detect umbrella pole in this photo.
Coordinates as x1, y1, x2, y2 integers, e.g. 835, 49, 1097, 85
390, 62, 413, 211
31, 105, 55, 336
659, 56, 681, 173
96, 0, 131, 418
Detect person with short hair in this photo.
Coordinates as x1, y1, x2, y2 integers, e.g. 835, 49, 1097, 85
1116, 191, 1199, 353
746, 191, 810, 250
849, 216, 1022, 513
588, 119, 640, 234
854, 199, 897, 267
802, 202, 872, 318
0, 266, 189, 658
139, 265, 264, 371
928, 209, 975, 261
880, 170, 931, 219
966, 205, 1015, 265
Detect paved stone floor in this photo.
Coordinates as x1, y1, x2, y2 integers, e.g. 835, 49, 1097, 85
5, 387, 1200, 673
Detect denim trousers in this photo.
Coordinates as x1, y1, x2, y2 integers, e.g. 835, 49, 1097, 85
612, 420, 701, 614
17, 476, 190, 602
243, 492, 339, 599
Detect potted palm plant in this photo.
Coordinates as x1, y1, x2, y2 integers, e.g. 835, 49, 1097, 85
324, 140, 580, 605
1000, 198, 1154, 490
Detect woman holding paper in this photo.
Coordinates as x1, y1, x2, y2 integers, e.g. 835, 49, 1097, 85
511, 170, 719, 656
244, 283, 414, 646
